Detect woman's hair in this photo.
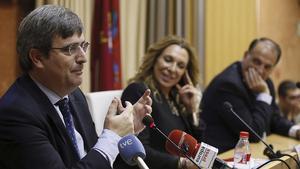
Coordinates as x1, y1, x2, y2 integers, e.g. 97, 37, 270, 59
129, 35, 201, 94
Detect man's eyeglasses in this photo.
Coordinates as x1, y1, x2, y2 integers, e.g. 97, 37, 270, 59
287, 94, 300, 100
50, 41, 90, 56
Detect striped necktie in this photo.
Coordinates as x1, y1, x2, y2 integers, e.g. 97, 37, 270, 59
55, 98, 80, 159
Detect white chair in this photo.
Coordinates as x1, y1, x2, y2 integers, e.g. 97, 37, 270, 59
85, 90, 123, 136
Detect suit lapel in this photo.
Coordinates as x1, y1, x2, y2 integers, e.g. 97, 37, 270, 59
22, 75, 82, 163
21, 75, 73, 147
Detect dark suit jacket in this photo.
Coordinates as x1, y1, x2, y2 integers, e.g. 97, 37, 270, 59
200, 62, 294, 153
0, 74, 111, 169
113, 82, 203, 169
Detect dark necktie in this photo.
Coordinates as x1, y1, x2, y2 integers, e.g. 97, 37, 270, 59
55, 98, 80, 158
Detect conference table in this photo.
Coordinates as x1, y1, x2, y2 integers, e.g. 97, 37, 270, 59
218, 134, 300, 169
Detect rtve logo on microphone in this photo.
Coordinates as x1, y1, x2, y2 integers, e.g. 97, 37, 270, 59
195, 145, 207, 162
194, 143, 218, 168
119, 138, 133, 149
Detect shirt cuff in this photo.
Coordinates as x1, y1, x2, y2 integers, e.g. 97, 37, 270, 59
256, 93, 272, 105
93, 129, 121, 167
289, 125, 300, 138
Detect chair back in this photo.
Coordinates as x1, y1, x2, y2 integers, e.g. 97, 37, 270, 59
85, 90, 123, 135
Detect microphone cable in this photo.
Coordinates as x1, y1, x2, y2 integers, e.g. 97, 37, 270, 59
276, 151, 300, 169
257, 158, 291, 169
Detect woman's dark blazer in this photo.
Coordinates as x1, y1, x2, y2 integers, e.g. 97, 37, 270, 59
114, 82, 203, 169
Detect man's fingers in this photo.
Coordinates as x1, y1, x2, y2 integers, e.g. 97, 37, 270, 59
122, 101, 133, 115
116, 98, 125, 113
138, 89, 152, 105
145, 105, 152, 114
106, 98, 118, 117
244, 70, 252, 87
250, 68, 259, 84
248, 68, 256, 84
143, 89, 151, 98
125, 101, 133, 108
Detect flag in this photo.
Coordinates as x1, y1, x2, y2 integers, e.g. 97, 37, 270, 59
91, 0, 122, 91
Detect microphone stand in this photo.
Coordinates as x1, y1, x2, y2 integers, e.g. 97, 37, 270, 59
224, 102, 300, 168
224, 102, 277, 157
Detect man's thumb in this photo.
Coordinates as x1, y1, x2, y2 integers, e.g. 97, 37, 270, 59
122, 101, 133, 116
106, 98, 118, 117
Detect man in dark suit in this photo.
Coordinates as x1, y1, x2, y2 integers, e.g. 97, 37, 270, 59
278, 80, 300, 123
200, 37, 300, 153
0, 5, 152, 169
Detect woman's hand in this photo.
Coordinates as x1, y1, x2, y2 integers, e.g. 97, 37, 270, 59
176, 72, 202, 126
176, 72, 202, 114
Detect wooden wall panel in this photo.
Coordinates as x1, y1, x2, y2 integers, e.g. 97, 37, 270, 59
0, 1, 18, 96
0, 0, 34, 97
204, 0, 257, 85
257, 0, 300, 89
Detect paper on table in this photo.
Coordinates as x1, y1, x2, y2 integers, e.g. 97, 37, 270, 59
226, 157, 268, 169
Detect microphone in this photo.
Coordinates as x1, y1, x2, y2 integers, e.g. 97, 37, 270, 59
142, 114, 201, 168
166, 129, 233, 169
223, 101, 278, 159
143, 115, 233, 168
118, 134, 149, 169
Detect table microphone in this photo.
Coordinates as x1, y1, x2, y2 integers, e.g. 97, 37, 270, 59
223, 101, 278, 159
118, 134, 149, 169
142, 114, 201, 168
166, 129, 233, 169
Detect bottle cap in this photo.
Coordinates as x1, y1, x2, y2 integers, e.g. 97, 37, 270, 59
239, 131, 249, 138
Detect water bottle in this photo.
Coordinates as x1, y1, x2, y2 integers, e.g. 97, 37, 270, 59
233, 131, 251, 169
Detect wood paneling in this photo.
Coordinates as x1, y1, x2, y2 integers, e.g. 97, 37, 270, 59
204, 0, 300, 90
0, 0, 34, 96
0, 1, 18, 96
257, 0, 300, 89
204, 0, 257, 85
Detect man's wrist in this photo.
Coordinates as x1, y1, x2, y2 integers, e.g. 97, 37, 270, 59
288, 125, 300, 138
256, 93, 272, 105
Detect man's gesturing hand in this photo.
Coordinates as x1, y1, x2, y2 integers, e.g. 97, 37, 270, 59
132, 89, 152, 134
104, 89, 152, 136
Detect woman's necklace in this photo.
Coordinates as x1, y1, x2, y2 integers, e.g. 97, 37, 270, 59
166, 98, 179, 116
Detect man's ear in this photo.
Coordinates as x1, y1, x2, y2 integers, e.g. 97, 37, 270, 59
29, 48, 45, 68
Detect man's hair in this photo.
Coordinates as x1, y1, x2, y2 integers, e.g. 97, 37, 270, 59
17, 5, 83, 72
248, 37, 281, 65
278, 80, 297, 97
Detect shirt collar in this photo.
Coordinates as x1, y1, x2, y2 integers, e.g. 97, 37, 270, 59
32, 78, 69, 105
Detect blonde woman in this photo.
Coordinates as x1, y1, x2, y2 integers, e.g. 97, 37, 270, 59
114, 35, 203, 169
